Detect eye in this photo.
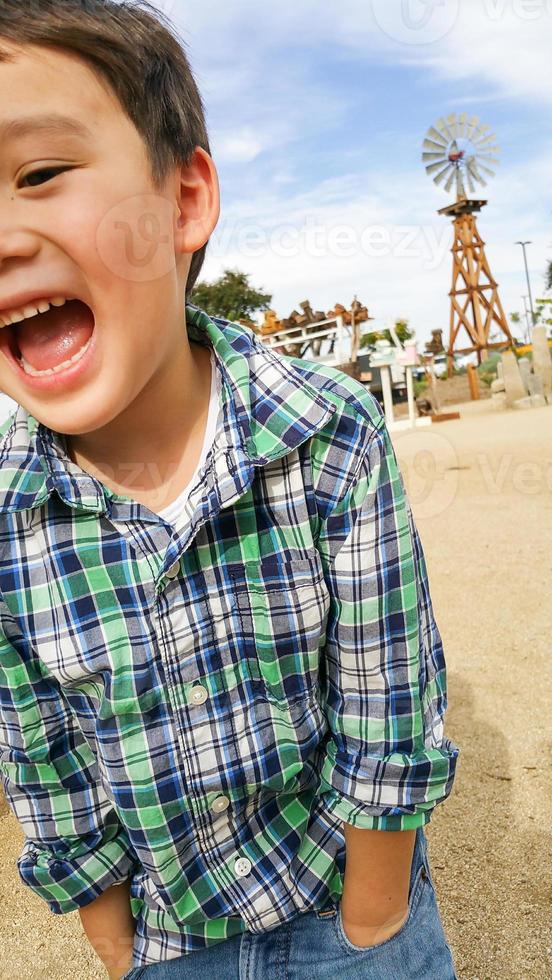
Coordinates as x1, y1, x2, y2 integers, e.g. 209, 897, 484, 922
19, 166, 71, 188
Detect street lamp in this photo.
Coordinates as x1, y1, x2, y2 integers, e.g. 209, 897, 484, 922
515, 241, 535, 326
522, 295, 532, 341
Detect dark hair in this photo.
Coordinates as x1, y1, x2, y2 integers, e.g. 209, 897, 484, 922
0, 0, 211, 294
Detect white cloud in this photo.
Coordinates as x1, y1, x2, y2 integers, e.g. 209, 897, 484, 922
421, 1, 552, 107
166, 1, 552, 107
158, 2, 552, 344
214, 129, 264, 163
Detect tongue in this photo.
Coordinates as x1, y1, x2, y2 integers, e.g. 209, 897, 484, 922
16, 300, 94, 371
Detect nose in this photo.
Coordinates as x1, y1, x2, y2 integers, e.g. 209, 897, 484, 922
0, 203, 42, 264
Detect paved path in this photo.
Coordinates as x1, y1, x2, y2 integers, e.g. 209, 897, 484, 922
0, 399, 550, 978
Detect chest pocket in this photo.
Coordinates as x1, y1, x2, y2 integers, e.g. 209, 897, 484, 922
232, 554, 330, 703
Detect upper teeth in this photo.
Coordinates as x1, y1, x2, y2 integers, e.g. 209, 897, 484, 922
0, 296, 69, 328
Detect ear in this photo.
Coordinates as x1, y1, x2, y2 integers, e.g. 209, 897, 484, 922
174, 147, 220, 254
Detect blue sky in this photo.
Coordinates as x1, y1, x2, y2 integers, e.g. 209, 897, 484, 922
157, 0, 552, 346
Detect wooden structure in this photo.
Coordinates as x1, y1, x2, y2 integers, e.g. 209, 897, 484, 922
439, 198, 513, 375
259, 299, 372, 365
425, 328, 445, 356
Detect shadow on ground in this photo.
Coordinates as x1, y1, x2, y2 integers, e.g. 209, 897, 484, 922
427, 670, 552, 980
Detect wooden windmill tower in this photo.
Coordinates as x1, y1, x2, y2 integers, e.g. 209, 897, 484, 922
423, 114, 513, 375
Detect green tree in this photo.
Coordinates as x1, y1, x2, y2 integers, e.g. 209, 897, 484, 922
535, 299, 552, 329
545, 259, 552, 293
190, 269, 272, 322
359, 318, 413, 353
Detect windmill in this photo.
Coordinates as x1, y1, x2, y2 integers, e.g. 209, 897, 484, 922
423, 113, 513, 374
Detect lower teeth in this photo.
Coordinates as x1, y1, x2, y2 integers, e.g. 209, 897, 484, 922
19, 336, 92, 377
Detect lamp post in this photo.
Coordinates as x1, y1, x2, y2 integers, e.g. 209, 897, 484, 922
515, 241, 535, 326
522, 295, 531, 342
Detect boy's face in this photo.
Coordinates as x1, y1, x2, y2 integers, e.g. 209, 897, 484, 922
0, 43, 207, 436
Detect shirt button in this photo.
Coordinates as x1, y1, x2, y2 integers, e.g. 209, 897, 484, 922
166, 560, 181, 579
211, 795, 230, 814
234, 857, 252, 878
188, 685, 208, 706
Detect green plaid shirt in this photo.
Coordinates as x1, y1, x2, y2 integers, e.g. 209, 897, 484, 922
0, 307, 459, 966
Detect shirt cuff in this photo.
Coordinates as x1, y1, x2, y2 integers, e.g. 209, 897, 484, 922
17, 811, 137, 913
318, 737, 459, 831
321, 789, 434, 830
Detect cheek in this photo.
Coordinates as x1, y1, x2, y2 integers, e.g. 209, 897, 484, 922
94, 192, 177, 286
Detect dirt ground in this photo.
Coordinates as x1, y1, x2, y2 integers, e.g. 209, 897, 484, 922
0, 398, 550, 979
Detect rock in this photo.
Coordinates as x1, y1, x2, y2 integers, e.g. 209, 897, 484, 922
490, 378, 505, 394
491, 392, 507, 410
501, 351, 526, 407
517, 357, 532, 395
513, 396, 533, 410
527, 374, 543, 397
531, 326, 552, 396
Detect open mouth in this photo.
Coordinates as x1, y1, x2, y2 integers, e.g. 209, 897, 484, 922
0, 298, 96, 378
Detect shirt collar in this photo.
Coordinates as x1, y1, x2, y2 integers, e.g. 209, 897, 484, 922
0, 306, 337, 517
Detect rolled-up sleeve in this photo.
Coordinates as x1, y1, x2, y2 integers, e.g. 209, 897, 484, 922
0, 610, 137, 912
315, 418, 459, 831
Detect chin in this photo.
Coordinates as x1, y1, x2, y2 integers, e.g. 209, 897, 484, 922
27, 393, 128, 438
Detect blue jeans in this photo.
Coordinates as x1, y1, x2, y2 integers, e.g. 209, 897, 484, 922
122, 827, 457, 979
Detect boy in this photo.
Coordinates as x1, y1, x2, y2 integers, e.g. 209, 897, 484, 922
0, 2, 459, 978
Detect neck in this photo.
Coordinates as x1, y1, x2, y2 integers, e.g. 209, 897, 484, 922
66, 335, 213, 503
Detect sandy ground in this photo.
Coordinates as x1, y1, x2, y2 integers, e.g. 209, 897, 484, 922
0, 399, 550, 979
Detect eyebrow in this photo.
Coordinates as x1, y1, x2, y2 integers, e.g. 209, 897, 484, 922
0, 113, 93, 143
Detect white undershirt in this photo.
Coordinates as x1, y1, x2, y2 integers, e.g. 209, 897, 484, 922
156, 349, 220, 524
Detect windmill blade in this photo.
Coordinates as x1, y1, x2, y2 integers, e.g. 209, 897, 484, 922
423, 151, 448, 162
476, 144, 500, 156
444, 169, 457, 194
423, 137, 448, 153
446, 113, 461, 139
477, 155, 500, 168
475, 132, 498, 148
477, 153, 500, 167
465, 158, 479, 194
474, 122, 491, 139
465, 116, 480, 141
458, 112, 469, 138
426, 126, 449, 147
425, 159, 452, 176
467, 158, 487, 187
436, 116, 456, 142
477, 163, 496, 178
471, 124, 489, 145
433, 162, 455, 186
